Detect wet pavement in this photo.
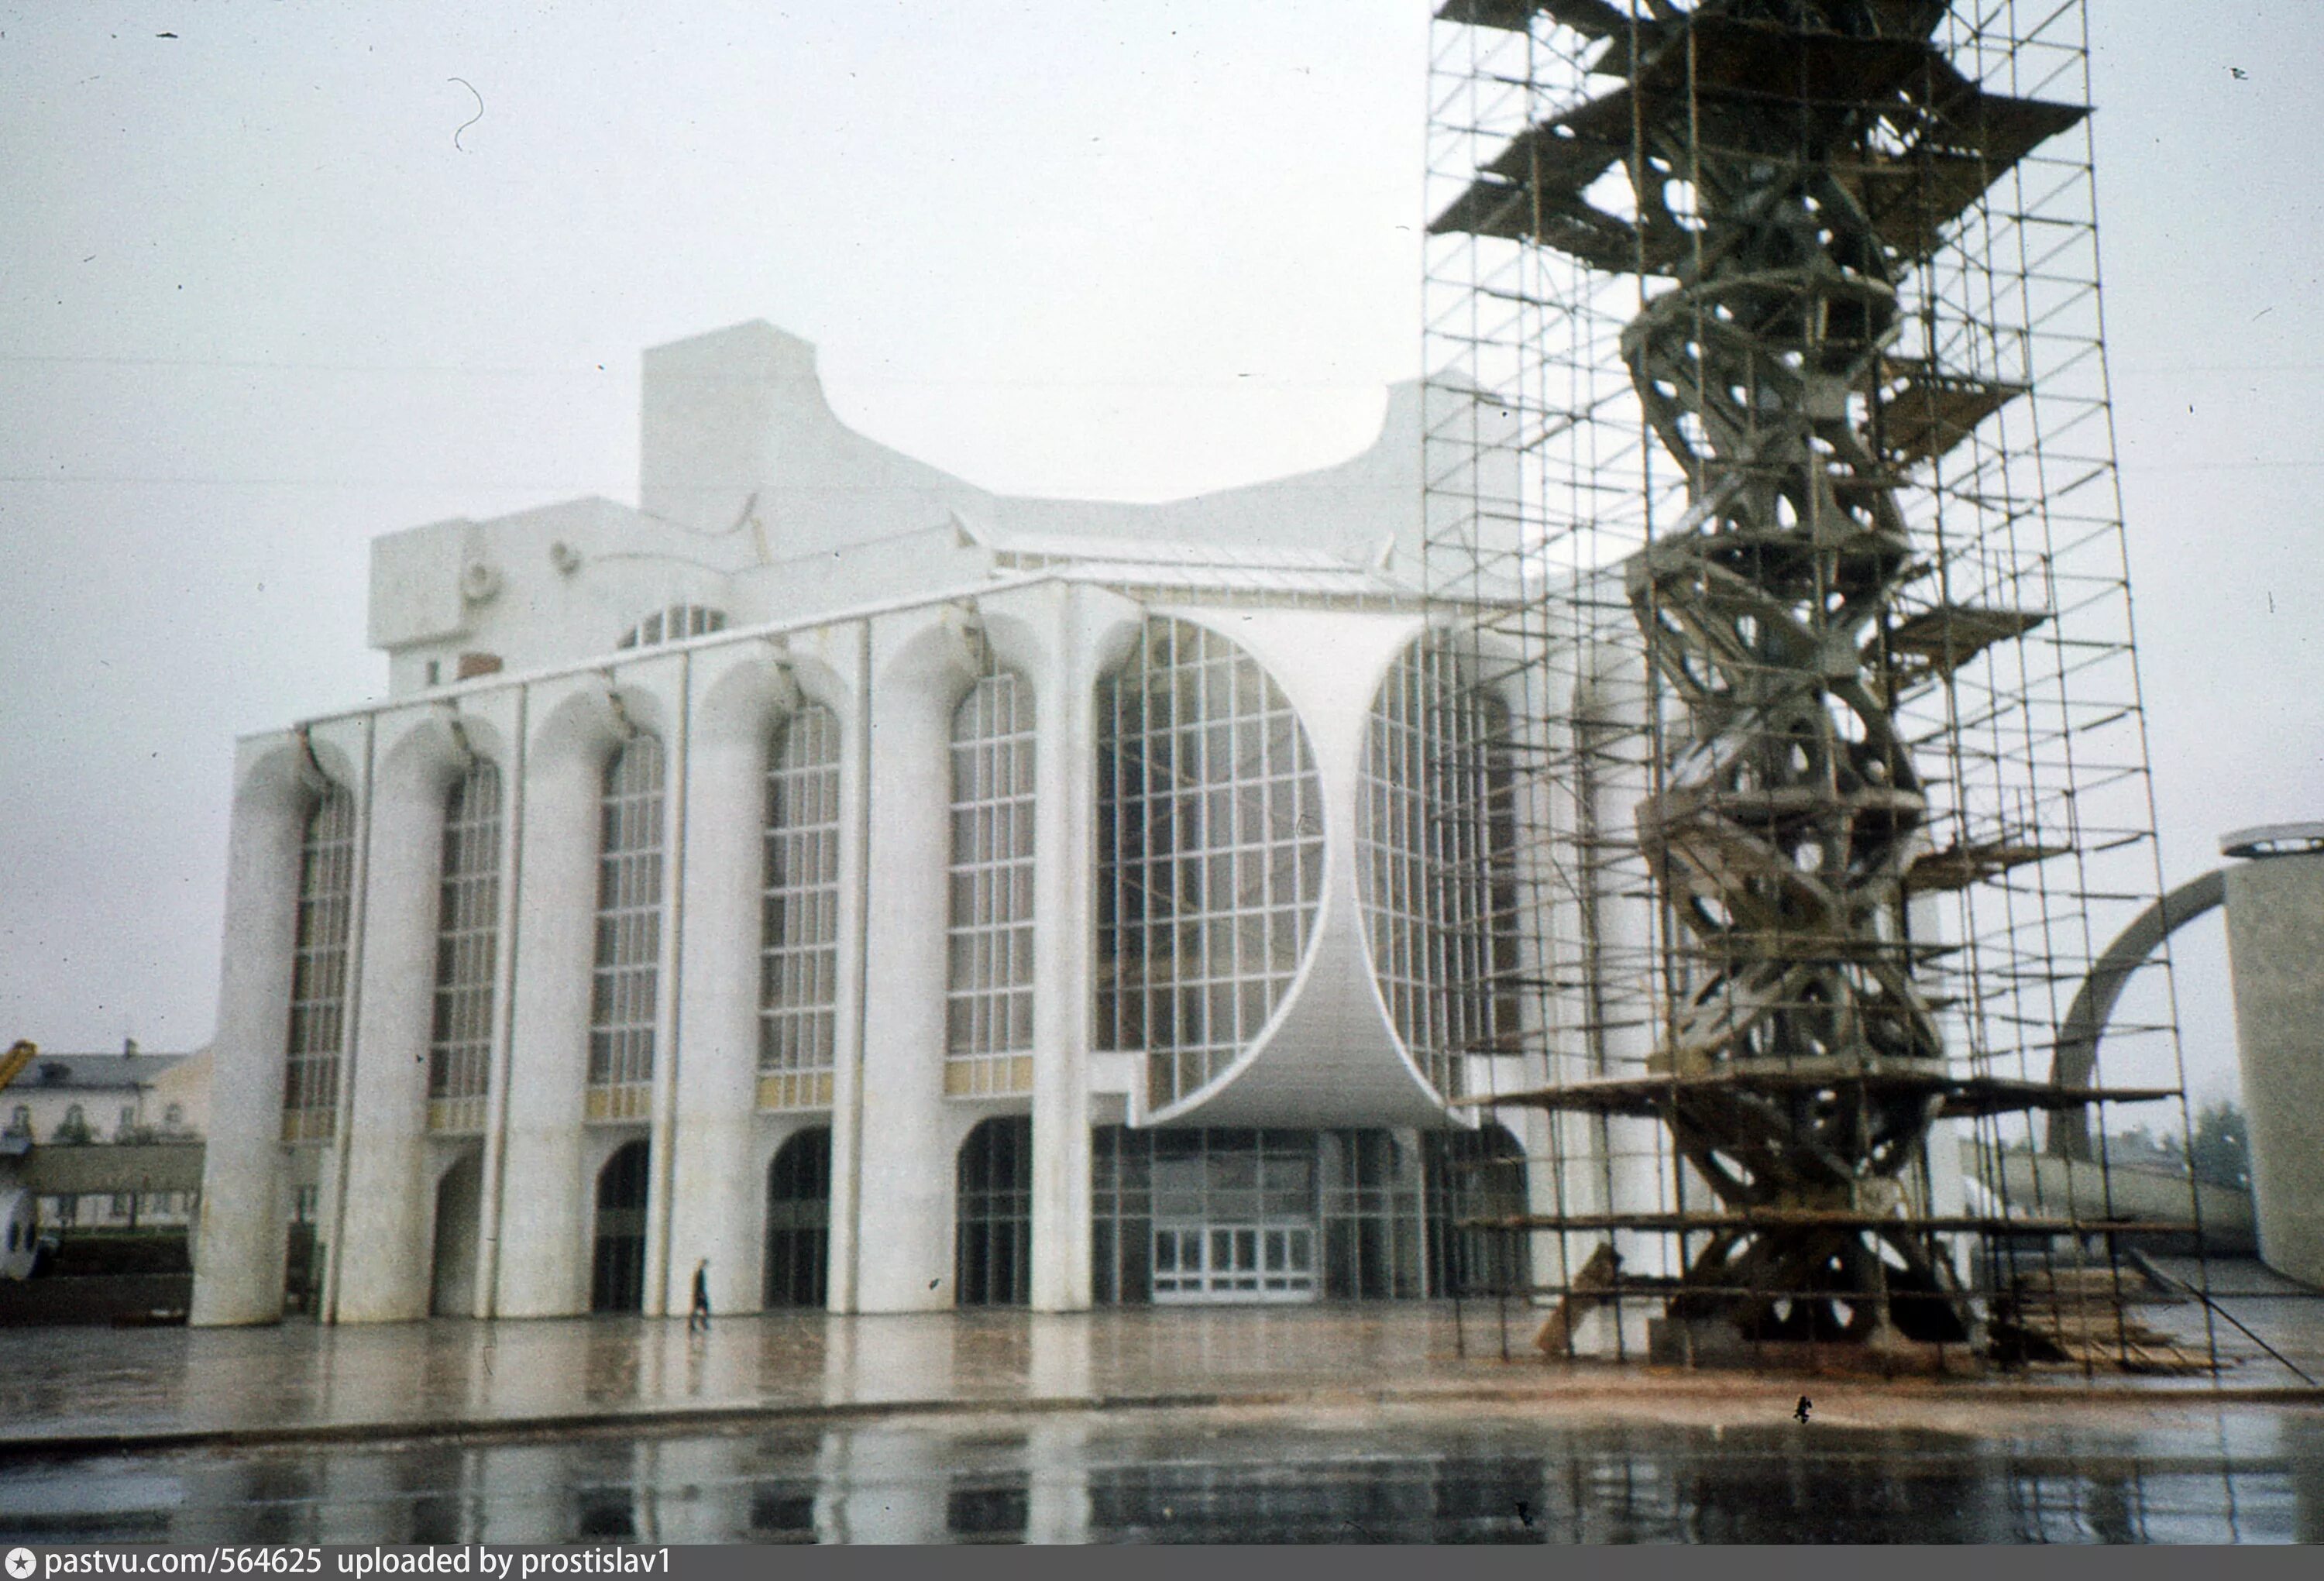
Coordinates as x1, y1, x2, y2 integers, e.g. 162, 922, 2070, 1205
3, 1265, 2321, 1543
2, 1262, 2319, 1454
3, 1400, 2321, 1543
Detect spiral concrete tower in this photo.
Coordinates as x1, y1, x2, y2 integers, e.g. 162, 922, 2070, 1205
1425, 0, 2200, 1366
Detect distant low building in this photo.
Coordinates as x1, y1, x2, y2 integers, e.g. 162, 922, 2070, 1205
2, 1044, 208, 1232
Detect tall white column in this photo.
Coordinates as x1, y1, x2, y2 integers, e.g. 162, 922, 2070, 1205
641, 655, 689, 1318
494, 682, 625, 1316
1029, 586, 1093, 1311
1910, 888, 1972, 1229
1575, 645, 1671, 1324
854, 614, 967, 1311
825, 622, 872, 1314
336, 713, 465, 1322
666, 649, 792, 1315
1509, 644, 1580, 1299
311, 717, 376, 1328
191, 734, 318, 1325
465, 686, 527, 1318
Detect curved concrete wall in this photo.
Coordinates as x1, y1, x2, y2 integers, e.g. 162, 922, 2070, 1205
1146, 607, 1449, 1129
2227, 851, 2324, 1286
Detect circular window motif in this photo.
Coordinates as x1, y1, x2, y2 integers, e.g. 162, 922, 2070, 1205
1357, 634, 1520, 1100
1095, 618, 1324, 1111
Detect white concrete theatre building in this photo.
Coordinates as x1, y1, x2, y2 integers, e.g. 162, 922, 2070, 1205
191, 321, 1540, 1325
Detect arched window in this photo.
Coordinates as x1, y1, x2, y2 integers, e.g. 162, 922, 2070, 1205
282, 785, 356, 1143
587, 735, 665, 1122
956, 1116, 1030, 1306
57, 1103, 91, 1145
761, 706, 842, 1111
764, 1127, 833, 1308
617, 604, 727, 651
1357, 634, 1521, 1100
429, 761, 502, 1134
946, 668, 1036, 1097
1096, 618, 1324, 1111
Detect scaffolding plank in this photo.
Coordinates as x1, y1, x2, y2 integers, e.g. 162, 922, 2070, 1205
1459, 1211, 2200, 1235
1903, 837, 2074, 894
1874, 602, 2049, 698
1461, 1067, 2175, 1118
1877, 364, 2031, 462
1434, 0, 1629, 39
1632, 18, 1937, 108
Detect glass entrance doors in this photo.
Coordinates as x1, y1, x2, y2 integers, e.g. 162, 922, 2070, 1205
1152, 1222, 1315, 1301
1147, 1130, 1318, 1305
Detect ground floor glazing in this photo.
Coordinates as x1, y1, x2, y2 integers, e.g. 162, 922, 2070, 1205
387, 1122, 1532, 1317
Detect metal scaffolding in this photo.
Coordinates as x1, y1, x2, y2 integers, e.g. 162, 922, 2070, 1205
1422, 0, 2223, 1373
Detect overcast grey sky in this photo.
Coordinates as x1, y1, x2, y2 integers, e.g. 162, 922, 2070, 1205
2, 2, 2318, 1112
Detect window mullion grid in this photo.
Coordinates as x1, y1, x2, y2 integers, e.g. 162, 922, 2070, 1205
283, 788, 356, 1143
588, 737, 663, 1122
761, 707, 841, 1110
428, 763, 501, 1135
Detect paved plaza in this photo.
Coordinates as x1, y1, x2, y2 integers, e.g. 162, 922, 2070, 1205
3, 1269, 2322, 1544
1, 1257, 2319, 1457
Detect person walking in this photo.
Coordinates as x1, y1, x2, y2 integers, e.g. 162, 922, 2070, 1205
689, 1258, 712, 1334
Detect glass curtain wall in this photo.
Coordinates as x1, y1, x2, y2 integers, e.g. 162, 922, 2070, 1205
1096, 619, 1325, 1112
1092, 1127, 1429, 1304
1357, 634, 1522, 1100
760, 706, 842, 1112
587, 735, 665, 1123
281, 786, 357, 1143
947, 671, 1037, 1098
428, 761, 501, 1135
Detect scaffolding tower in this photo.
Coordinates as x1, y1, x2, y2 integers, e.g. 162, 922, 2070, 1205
1422, 0, 2218, 1371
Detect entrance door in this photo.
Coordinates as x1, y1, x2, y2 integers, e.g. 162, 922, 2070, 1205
1151, 1222, 1315, 1302
591, 1140, 649, 1313
1147, 1130, 1318, 1305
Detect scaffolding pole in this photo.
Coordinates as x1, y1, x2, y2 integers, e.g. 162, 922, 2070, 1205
1421, 0, 2221, 1378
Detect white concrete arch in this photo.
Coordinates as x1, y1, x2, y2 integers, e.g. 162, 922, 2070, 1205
337, 709, 484, 1322
192, 732, 337, 1325
439, 706, 512, 772
666, 642, 858, 1317
495, 673, 675, 1316
964, 604, 1055, 699
854, 609, 996, 1311
1129, 607, 1448, 1130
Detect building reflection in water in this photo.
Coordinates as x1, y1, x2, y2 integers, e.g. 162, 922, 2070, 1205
2, 1414, 2317, 1545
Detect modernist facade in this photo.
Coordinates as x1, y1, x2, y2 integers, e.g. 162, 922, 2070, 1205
191, 322, 1552, 1325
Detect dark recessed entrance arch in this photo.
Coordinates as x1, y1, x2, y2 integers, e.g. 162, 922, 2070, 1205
765, 1127, 832, 1308
957, 1117, 1031, 1307
590, 1140, 650, 1314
